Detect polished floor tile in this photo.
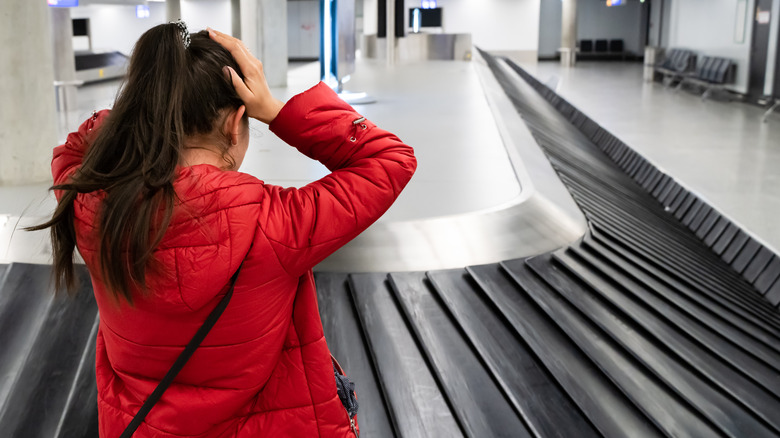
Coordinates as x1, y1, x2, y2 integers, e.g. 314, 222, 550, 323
2, 60, 520, 222
523, 60, 780, 252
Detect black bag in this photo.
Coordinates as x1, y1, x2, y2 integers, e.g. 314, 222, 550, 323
331, 355, 359, 417
334, 369, 359, 418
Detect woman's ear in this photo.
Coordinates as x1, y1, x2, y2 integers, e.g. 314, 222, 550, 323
227, 105, 247, 146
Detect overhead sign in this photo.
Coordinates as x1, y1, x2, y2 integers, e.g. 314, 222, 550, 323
48, 0, 79, 7
756, 9, 771, 25
136, 5, 150, 18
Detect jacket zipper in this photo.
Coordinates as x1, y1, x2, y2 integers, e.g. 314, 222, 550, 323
349, 415, 359, 437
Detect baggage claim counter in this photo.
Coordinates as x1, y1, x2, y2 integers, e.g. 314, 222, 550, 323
362, 6, 472, 61
72, 18, 128, 83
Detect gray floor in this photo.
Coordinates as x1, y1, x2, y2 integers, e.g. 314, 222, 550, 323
0, 60, 520, 221
3, 57, 779, 268
523, 60, 780, 253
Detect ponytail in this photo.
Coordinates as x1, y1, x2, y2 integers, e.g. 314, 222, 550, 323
30, 24, 245, 304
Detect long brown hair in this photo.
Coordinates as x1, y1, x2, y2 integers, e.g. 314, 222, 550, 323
29, 24, 245, 304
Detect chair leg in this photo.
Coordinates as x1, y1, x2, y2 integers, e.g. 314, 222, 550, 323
701, 88, 712, 101
762, 101, 780, 123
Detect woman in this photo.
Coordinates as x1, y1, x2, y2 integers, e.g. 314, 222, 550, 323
34, 22, 416, 437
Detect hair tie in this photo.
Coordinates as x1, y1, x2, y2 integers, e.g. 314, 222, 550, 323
171, 19, 191, 49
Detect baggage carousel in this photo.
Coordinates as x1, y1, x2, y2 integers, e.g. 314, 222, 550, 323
1, 50, 778, 437
74, 51, 128, 83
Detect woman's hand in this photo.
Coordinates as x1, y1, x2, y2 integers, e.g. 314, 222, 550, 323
208, 27, 285, 125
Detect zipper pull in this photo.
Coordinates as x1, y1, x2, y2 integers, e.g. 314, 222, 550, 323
88, 111, 99, 131
349, 417, 359, 437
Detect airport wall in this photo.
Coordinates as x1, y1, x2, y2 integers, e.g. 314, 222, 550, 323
661, 0, 673, 47
665, 0, 756, 94
71, 3, 166, 54
364, 0, 378, 35
360, 0, 541, 62
71, 0, 231, 56
537, 0, 561, 59
435, 0, 541, 58
577, 0, 647, 56
287, 0, 320, 59
181, 0, 232, 35
538, 0, 647, 59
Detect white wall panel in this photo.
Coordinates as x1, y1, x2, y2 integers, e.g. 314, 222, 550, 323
538, 0, 561, 57
71, 3, 166, 54
71, 1, 231, 55
577, 0, 646, 56
434, 0, 541, 52
667, 0, 756, 93
288, 0, 320, 59
538, 0, 647, 59
364, 0, 378, 34
181, 0, 232, 35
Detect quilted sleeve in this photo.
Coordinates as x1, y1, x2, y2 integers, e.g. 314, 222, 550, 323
263, 82, 417, 276
51, 110, 110, 199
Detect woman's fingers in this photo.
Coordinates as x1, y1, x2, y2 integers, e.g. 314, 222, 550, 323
208, 27, 284, 125
208, 28, 253, 67
208, 28, 262, 82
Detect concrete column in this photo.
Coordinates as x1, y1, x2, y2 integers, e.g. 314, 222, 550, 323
0, 2, 58, 185
231, 0, 242, 38
560, 0, 577, 67
167, 0, 182, 21
240, 0, 288, 87
386, 0, 395, 65
50, 7, 78, 112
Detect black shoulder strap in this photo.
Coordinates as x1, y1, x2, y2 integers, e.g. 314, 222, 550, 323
120, 267, 242, 438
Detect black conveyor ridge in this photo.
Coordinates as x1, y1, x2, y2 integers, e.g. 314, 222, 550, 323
0, 264, 98, 438
2, 49, 780, 437
74, 52, 129, 71
495, 53, 780, 308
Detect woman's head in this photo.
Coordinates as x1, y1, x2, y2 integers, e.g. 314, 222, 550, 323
122, 24, 249, 170
31, 22, 249, 303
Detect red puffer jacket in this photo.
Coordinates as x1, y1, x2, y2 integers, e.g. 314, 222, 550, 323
51, 83, 416, 437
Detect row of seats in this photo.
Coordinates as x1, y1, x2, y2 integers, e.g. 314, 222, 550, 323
580, 39, 624, 54
655, 48, 736, 99
579, 39, 626, 59
694, 56, 735, 84
656, 48, 696, 74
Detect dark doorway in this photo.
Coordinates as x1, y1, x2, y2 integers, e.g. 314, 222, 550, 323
376, 0, 404, 38
378, 0, 386, 37
748, 0, 773, 98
